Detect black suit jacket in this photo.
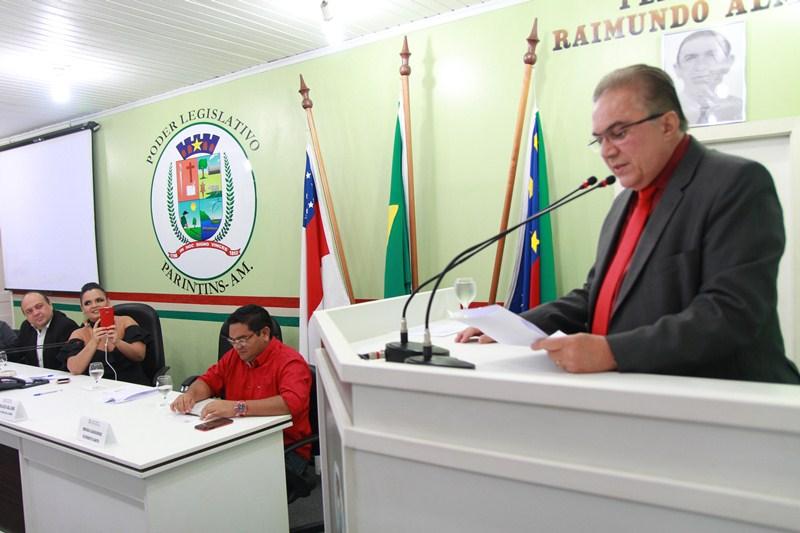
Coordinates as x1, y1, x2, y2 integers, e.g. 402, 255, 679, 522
523, 137, 800, 384
13, 310, 79, 369
0, 321, 17, 350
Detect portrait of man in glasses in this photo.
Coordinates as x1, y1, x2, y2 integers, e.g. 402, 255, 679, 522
665, 24, 746, 126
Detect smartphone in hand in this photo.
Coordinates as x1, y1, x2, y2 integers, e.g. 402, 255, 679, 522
195, 417, 233, 431
99, 307, 115, 328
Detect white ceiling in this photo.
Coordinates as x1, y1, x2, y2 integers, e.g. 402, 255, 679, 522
0, 0, 515, 142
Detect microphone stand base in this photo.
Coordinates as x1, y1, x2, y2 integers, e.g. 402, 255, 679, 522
385, 341, 448, 363
406, 354, 476, 370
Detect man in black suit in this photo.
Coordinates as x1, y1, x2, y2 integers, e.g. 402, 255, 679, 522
458, 64, 799, 384
13, 292, 79, 369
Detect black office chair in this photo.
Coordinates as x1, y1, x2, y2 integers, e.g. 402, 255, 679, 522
113, 303, 169, 386
179, 314, 321, 531
286, 365, 324, 533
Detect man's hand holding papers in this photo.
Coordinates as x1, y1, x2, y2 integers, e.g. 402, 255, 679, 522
454, 305, 615, 373
452, 305, 550, 346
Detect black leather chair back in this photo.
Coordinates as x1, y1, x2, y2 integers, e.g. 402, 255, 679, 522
284, 364, 321, 507
114, 303, 167, 385
307, 365, 320, 457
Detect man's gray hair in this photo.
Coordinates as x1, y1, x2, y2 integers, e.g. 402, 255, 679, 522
593, 64, 688, 132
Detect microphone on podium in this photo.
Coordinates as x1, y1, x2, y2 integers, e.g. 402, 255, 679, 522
385, 175, 616, 368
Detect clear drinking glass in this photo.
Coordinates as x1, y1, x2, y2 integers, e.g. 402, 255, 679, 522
454, 277, 477, 311
0, 350, 7, 370
156, 375, 173, 407
88, 362, 104, 390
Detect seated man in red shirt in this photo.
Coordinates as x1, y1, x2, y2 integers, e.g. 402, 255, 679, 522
171, 305, 312, 472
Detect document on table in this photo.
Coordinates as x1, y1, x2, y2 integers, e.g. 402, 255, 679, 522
452, 304, 557, 346
189, 398, 213, 416
26, 373, 57, 382
102, 386, 158, 403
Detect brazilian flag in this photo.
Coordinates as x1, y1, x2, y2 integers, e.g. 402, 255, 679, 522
384, 102, 412, 298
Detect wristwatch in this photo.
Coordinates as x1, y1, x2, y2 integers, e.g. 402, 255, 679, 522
234, 400, 247, 417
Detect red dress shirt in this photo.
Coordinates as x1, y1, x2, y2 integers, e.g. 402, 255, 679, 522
592, 134, 691, 335
199, 337, 312, 459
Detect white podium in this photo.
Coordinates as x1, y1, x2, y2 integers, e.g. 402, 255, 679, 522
312, 289, 800, 533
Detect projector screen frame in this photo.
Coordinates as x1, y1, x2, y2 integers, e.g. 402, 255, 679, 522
0, 122, 101, 292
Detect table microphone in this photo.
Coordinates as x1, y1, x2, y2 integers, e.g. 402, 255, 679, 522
385, 175, 615, 367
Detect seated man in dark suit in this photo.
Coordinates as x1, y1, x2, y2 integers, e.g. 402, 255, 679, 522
171, 304, 313, 475
0, 320, 17, 350
13, 291, 79, 369
459, 64, 799, 385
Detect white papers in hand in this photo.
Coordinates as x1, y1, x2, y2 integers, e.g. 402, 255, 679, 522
452, 304, 548, 346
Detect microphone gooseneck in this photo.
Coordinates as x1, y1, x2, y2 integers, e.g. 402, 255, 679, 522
400, 175, 602, 324
386, 175, 615, 368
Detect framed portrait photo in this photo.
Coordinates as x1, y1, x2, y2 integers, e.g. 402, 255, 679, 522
663, 22, 747, 127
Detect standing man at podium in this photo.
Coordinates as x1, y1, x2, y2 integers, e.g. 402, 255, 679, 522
458, 64, 799, 384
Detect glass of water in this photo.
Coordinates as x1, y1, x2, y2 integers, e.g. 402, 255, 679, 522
454, 277, 477, 311
156, 375, 173, 407
88, 362, 104, 390
0, 350, 7, 371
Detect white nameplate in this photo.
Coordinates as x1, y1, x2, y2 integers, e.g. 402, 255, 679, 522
78, 416, 116, 446
0, 398, 27, 422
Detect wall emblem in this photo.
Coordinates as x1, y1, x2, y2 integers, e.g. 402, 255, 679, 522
151, 123, 256, 280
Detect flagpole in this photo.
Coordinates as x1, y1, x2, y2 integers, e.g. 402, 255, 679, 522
400, 36, 419, 290
299, 74, 355, 304
488, 19, 539, 305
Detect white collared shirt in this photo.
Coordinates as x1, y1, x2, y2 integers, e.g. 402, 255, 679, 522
35, 320, 52, 367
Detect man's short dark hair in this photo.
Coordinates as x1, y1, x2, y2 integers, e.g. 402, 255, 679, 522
229, 305, 272, 337
593, 64, 688, 132
80, 282, 106, 299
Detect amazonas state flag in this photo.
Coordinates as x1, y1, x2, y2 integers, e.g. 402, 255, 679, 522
299, 146, 349, 359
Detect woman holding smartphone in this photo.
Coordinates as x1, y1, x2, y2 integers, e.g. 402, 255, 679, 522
58, 282, 150, 385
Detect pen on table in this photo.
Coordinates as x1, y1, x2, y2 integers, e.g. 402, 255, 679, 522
33, 389, 63, 397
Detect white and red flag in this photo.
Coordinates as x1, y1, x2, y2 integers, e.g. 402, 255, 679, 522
299, 146, 349, 359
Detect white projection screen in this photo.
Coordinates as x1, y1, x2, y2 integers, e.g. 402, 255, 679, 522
0, 128, 99, 291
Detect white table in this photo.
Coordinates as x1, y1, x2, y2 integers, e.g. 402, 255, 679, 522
0, 363, 291, 533
313, 289, 800, 533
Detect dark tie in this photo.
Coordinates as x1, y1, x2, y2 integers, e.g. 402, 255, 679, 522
591, 188, 656, 335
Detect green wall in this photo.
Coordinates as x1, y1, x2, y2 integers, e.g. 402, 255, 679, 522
19, 0, 800, 382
